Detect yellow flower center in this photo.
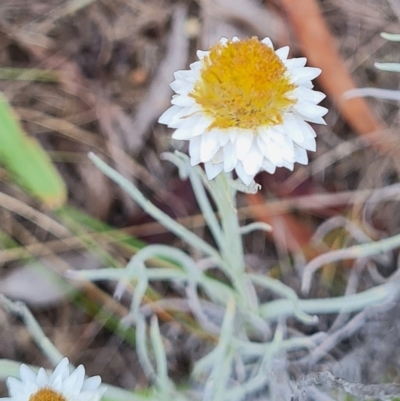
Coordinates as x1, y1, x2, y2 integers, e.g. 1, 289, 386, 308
189, 37, 297, 130
29, 388, 67, 401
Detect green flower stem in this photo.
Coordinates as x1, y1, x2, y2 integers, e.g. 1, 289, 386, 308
209, 173, 253, 309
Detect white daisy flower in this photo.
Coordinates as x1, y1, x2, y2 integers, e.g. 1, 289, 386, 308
159, 36, 328, 185
2, 358, 106, 401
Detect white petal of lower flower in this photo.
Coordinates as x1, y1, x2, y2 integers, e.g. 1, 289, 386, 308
159, 36, 328, 185
294, 86, 326, 104
294, 99, 328, 120
82, 376, 102, 391
294, 111, 327, 125
291, 67, 322, 83
20, 365, 37, 385
36, 369, 48, 387
276, 46, 289, 61
4, 358, 106, 401
261, 37, 273, 48
64, 365, 85, 394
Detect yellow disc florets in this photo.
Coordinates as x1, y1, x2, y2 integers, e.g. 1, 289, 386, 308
29, 388, 67, 401
189, 37, 297, 130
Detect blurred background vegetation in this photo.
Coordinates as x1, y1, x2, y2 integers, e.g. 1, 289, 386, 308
1, 0, 400, 397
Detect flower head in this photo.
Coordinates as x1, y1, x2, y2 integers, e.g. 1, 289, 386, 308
2, 358, 106, 401
159, 36, 328, 185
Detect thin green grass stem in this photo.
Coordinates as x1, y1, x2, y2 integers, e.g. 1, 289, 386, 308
0, 295, 63, 367
88, 153, 222, 264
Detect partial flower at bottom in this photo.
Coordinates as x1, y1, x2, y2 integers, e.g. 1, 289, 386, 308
159, 36, 328, 185
1, 358, 106, 401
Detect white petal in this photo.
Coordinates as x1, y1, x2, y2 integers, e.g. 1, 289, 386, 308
294, 144, 308, 164
223, 141, 238, 172
276, 46, 290, 61
257, 134, 283, 165
235, 162, 254, 185
36, 368, 49, 387
235, 131, 254, 159
189, 135, 202, 165
168, 104, 202, 127
259, 127, 296, 163
294, 110, 327, 125
232, 36, 240, 42
192, 116, 212, 137
197, 50, 209, 59
213, 129, 230, 147
204, 162, 224, 180
284, 57, 307, 69
291, 67, 322, 83
173, 82, 194, 96
19, 365, 36, 384
261, 37, 274, 48
69, 366, 86, 395
294, 100, 328, 121
294, 86, 326, 104
301, 135, 316, 151
262, 159, 277, 174
171, 95, 196, 107
219, 37, 228, 45
296, 119, 317, 138
242, 142, 264, 175
158, 105, 182, 125
172, 114, 201, 139
82, 376, 102, 391
190, 61, 202, 70
281, 160, 294, 171
289, 116, 318, 142
173, 70, 193, 80
212, 148, 224, 164
200, 131, 221, 162
282, 117, 305, 144
7, 377, 23, 397
51, 358, 69, 382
